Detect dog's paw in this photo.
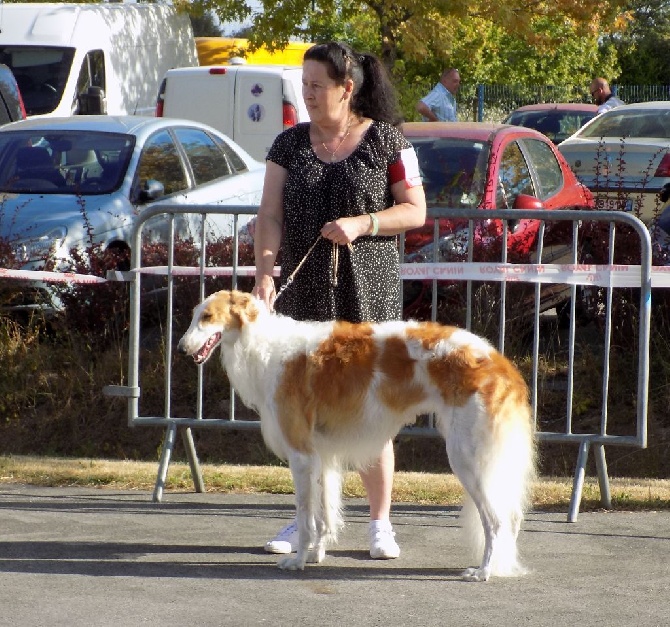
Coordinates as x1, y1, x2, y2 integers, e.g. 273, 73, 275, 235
306, 545, 326, 564
462, 566, 491, 582
278, 555, 306, 571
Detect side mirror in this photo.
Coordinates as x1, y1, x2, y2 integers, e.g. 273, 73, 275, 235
138, 179, 165, 203
513, 193, 544, 210
78, 86, 107, 115
659, 182, 670, 204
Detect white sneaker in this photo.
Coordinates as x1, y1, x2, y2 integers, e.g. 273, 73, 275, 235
264, 521, 298, 554
369, 520, 400, 559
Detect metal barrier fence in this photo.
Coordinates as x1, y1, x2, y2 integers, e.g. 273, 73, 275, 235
104, 205, 653, 522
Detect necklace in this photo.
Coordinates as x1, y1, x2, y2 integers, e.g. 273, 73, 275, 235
321, 118, 353, 162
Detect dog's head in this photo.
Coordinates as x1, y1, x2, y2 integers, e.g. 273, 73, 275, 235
178, 290, 261, 365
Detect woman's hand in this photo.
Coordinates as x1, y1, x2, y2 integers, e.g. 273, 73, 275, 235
321, 215, 370, 244
253, 275, 277, 311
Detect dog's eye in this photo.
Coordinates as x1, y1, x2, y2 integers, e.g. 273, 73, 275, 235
200, 311, 212, 323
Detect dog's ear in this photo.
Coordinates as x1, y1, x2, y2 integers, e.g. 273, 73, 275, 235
208, 290, 259, 330
230, 291, 260, 327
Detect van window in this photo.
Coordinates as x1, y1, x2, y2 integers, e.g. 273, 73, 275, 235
136, 130, 188, 196
75, 50, 105, 113
0, 45, 74, 115
173, 127, 232, 184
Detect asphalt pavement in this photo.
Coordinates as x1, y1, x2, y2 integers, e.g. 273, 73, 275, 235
1, 485, 669, 626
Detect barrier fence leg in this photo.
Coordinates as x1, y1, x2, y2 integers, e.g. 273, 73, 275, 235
568, 440, 590, 523
594, 443, 612, 509
153, 423, 177, 503
181, 427, 205, 493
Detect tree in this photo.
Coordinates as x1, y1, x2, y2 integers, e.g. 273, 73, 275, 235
182, 0, 629, 74
189, 9, 224, 37
605, 0, 670, 83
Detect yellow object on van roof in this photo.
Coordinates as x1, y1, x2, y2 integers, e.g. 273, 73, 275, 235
196, 37, 312, 66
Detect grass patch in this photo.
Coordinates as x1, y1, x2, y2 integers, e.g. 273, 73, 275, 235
2, 455, 670, 512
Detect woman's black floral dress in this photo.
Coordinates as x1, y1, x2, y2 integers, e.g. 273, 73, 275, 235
267, 120, 413, 323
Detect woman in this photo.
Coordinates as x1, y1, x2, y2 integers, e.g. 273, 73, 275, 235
253, 41, 426, 559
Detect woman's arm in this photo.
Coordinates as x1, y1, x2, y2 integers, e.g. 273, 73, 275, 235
321, 181, 427, 244
372, 181, 427, 234
253, 161, 287, 309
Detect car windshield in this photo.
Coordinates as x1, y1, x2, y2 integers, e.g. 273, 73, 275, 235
408, 137, 489, 207
0, 130, 134, 194
579, 108, 670, 139
505, 110, 596, 144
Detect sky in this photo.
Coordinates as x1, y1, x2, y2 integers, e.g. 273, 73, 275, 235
217, 1, 262, 36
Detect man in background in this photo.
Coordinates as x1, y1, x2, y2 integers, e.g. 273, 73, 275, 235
416, 68, 460, 122
590, 78, 625, 114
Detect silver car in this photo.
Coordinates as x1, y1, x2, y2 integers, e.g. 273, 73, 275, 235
558, 101, 670, 224
0, 115, 265, 270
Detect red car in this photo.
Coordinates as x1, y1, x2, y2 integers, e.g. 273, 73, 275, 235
402, 122, 595, 319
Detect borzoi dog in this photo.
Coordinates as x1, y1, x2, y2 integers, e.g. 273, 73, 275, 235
178, 289, 535, 581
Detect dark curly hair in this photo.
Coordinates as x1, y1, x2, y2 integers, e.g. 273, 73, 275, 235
303, 42, 402, 126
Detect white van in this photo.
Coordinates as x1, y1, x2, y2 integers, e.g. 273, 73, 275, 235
156, 65, 308, 161
0, 3, 198, 117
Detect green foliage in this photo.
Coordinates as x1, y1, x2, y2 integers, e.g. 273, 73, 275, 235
399, 13, 619, 90
192, 0, 628, 79
185, 0, 254, 33
188, 9, 224, 37
605, 0, 670, 84
487, 17, 619, 85
304, 1, 380, 53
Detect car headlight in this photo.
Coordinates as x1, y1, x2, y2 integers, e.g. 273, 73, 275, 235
406, 229, 470, 263
13, 226, 68, 264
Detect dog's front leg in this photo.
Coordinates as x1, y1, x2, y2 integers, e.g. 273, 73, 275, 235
278, 451, 326, 570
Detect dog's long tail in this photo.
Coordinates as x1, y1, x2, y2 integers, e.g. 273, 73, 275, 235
454, 393, 536, 577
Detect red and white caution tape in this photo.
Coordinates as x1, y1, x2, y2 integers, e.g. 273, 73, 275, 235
400, 262, 670, 289
134, 265, 268, 277
129, 263, 670, 288
3, 263, 670, 288
0, 267, 107, 284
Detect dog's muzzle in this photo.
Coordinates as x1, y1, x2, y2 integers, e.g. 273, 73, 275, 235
179, 332, 222, 365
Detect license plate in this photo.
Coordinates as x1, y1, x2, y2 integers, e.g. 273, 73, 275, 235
597, 197, 633, 212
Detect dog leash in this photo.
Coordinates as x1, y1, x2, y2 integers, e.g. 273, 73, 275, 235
274, 235, 352, 302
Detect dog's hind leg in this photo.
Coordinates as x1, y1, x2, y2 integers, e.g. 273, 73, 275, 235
278, 450, 325, 571
457, 490, 499, 582
448, 454, 498, 582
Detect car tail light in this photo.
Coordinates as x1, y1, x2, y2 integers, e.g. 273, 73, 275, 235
155, 78, 166, 117
654, 153, 670, 177
283, 102, 298, 129
17, 89, 27, 119
209, 67, 227, 75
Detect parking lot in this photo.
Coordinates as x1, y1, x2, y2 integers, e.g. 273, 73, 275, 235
1, 485, 669, 626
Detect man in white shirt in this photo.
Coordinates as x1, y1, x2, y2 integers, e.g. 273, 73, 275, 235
416, 68, 460, 122
590, 78, 625, 114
